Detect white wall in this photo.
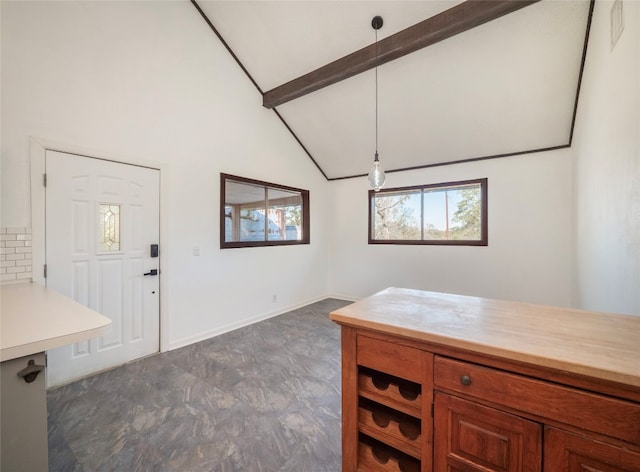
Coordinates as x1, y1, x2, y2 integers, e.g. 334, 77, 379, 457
5, 0, 626, 354
572, 0, 640, 316
1, 1, 329, 348
328, 149, 574, 306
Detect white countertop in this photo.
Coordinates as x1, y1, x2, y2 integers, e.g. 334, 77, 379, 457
0, 282, 112, 362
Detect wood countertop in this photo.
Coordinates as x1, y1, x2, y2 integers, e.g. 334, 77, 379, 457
329, 287, 640, 388
0, 282, 111, 362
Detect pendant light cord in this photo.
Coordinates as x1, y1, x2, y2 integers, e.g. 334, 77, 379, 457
375, 28, 379, 156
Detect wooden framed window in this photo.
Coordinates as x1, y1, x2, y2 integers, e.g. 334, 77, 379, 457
221, 173, 310, 249
369, 178, 487, 246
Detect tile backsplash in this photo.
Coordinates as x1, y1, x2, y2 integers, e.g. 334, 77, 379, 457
1, 227, 33, 284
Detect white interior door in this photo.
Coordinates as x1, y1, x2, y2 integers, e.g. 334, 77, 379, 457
45, 150, 160, 387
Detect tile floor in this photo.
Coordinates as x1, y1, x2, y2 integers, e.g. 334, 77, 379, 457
47, 298, 351, 471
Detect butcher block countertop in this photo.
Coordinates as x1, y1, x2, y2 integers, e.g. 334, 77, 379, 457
329, 287, 640, 389
0, 282, 111, 362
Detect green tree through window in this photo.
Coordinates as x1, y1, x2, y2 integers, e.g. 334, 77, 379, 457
369, 179, 487, 246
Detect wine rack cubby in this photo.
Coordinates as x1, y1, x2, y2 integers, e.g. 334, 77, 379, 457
358, 434, 421, 472
357, 366, 423, 470
358, 367, 422, 417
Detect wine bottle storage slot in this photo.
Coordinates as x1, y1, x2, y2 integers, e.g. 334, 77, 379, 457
358, 367, 422, 418
358, 434, 421, 472
358, 398, 422, 459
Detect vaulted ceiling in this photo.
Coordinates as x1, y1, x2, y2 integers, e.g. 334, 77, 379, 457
194, 1, 592, 181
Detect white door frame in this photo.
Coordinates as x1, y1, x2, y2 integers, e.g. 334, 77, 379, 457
29, 136, 170, 355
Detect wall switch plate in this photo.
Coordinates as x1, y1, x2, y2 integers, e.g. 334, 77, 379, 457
193, 246, 200, 256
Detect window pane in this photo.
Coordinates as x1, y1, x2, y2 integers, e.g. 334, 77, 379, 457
450, 184, 482, 240
268, 188, 303, 241
99, 203, 121, 252
372, 191, 421, 240
369, 179, 487, 246
221, 173, 310, 248
224, 180, 266, 242
424, 184, 482, 240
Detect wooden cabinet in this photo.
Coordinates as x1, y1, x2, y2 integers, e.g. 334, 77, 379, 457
434, 393, 542, 471
341, 329, 432, 471
330, 288, 640, 472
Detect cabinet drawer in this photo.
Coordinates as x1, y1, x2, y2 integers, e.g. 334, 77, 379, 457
358, 368, 421, 418
358, 436, 420, 472
357, 335, 422, 382
434, 356, 640, 445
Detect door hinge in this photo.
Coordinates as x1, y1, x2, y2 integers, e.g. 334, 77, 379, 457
43, 264, 47, 278
43, 173, 47, 187
431, 402, 434, 418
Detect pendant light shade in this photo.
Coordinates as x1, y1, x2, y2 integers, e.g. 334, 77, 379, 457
369, 15, 385, 192
368, 152, 385, 192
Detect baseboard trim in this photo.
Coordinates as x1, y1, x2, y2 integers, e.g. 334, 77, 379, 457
167, 294, 328, 351
326, 292, 360, 303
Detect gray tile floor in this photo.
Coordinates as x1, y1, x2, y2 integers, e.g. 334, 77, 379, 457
47, 298, 351, 472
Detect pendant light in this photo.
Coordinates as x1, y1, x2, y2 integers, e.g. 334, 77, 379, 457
368, 15, 386, 192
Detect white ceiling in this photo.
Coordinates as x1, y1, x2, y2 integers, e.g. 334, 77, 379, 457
196, 1, 591, 180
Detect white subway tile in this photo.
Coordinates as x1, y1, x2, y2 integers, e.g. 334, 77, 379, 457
15, 247, 31, 254
0, 248, 15, 254
7, 266, 25, 274
17, 234, 32, 241
0, 268, 5, 274
5, 241, 24, 248
26, 228, 32, 234
0, 242, 4, 248
0, 235, 17, 241
0, 255, 5, 261
1, 273, 17, 282
0, 228, 6, 234
6, 228, 26, 235
24, 253, 32, 260
15, 259, 31, 267
17, 272, 32, 280
1, 261, 15, 268
6, 253, 24, 261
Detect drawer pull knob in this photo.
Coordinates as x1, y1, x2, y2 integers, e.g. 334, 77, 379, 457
460, 375, 472, 386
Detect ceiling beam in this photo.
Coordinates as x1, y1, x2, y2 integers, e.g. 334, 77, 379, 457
262, 0, 539, 109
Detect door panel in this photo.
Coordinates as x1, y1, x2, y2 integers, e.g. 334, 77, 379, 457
45, 150, 160, 386
434, 392, 542, 472
544, 427, 640, 471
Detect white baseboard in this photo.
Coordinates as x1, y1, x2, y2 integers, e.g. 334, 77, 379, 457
167, 294, 328, 351
326, 292, 360, 303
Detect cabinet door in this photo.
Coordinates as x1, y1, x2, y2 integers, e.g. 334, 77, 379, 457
545, 428, 640, 471
434, 393, 542, 471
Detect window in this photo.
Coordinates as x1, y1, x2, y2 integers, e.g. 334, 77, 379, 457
98, 203, 121, 252
221, 173, 310, 248
369, 178, 487, 246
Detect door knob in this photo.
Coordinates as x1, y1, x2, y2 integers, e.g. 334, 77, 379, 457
143, 269, 158, 276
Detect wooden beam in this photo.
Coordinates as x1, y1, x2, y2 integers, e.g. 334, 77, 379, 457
262, 0, 539, 109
